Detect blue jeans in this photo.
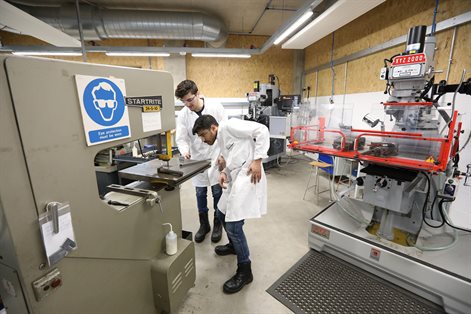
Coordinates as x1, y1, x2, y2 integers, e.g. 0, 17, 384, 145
195, 184, 222, 214
217, 210, 250, 264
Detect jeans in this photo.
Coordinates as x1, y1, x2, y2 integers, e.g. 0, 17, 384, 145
217, 210, 250, 264
195, 184, 222, 214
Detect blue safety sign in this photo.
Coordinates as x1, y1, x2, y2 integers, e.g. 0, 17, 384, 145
75, 75, 131, 146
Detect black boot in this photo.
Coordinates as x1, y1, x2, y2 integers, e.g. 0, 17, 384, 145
195, 212, 210, 243
215, 242, 236, 256
211, 215, 223, 243
223, 262, 253, 294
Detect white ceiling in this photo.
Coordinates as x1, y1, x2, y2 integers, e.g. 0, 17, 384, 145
2, 0, 388, 54
283, 0, 385, 49
7, 0, 307, 36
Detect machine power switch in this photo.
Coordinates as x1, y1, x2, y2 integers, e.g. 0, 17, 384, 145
32, 268, 62, 301
444, 184, 456, 196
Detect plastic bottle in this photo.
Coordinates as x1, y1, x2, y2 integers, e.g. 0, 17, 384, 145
132, 142, 138, 157
162, 223, 177, 255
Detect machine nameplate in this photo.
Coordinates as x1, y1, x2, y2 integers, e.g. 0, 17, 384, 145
142, 105, 161, 112
392, 53, 426, 66
392, 64, 422, 78
125, 96, 163, 112
311, 225, 330, 239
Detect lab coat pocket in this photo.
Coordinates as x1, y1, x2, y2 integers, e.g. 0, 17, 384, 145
218, 189, 228, 214
226, 168, 261, 221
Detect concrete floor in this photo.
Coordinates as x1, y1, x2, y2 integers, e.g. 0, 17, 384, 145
177, 155, 330, 314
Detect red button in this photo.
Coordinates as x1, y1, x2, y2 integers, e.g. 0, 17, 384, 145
51, 279, 62, 288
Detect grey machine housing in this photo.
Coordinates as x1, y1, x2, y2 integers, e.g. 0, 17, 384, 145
0, 56, 204, 313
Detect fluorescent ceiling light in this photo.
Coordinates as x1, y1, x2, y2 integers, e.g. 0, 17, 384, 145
105, 52, 170, 57
283, 0, 385, 49
191, 53, 251, 58
274, 10, 314, 45
12, 51, 82, 56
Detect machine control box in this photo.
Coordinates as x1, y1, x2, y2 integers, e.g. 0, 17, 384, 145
32, 268, 62, 301
379, 67, 388, 80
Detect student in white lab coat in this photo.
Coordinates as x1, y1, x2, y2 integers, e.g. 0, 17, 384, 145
175, 80, 228, 243
192, 114, 269, 294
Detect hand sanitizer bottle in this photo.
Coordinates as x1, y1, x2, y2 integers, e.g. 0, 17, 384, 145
162, 223, 177, 255
132, 142, 138, 157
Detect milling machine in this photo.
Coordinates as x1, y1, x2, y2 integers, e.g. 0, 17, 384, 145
290, 25, 471, 313
246, 75, 300, 167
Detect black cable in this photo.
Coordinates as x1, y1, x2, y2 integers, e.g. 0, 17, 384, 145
424, 193, 445, 228
439, 199, 471, 233
420, 76, 434, 101
137, 139, 143, 155
430, 192, 438, 220
452, 153, 460, 168
421, 172, 444, 228
432, 92, 445, 103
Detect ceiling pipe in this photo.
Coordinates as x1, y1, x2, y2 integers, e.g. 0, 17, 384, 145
13, 3, 228, 44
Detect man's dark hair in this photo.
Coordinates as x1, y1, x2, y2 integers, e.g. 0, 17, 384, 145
175, 80, 198, 99
192, 115, 219, 135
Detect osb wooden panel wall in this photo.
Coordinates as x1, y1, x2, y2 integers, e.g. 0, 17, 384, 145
0, 32, 167, 69
0, 31, 295, 97
186, 35, 294, 97
304, 0, 471, 96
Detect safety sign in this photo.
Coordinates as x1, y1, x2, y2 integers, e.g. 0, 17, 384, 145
75, 75, 131, 146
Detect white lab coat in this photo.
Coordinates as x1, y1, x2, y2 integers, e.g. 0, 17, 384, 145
217, 118, 270, 222
176, 100, 227, 187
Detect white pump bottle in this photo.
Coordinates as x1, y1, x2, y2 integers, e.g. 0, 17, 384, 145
132, 142, 138, 157
162, 223, 177, 255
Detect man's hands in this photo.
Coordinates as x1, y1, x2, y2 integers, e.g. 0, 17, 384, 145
219, 172, 228, 189
183, 152, 191, 159
247, 159, 262, 184
217, 155, 226, 171
219, 158, 262, 187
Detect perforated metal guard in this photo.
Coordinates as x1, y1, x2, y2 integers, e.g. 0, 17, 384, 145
267, 250, 444, 314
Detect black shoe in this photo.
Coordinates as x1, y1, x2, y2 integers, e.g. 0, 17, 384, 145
195, 212, 210, 243
211, 216, 223, 243
215, 243, 236, 256
223, 262, 253, 294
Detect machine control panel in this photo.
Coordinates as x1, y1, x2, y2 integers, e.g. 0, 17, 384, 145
379, 67, 388, 80
32, 268, 62, 301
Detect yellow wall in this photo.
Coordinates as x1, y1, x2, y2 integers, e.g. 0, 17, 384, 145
186, 35, 294, 97
0, 31, 294, 97
304, 0, 471, 96
0, 33, 168, 69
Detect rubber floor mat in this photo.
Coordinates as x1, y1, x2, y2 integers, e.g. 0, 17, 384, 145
266, 250, 444, 314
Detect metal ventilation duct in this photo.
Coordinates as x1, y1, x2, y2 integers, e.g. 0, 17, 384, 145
17, 4, 228, 43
